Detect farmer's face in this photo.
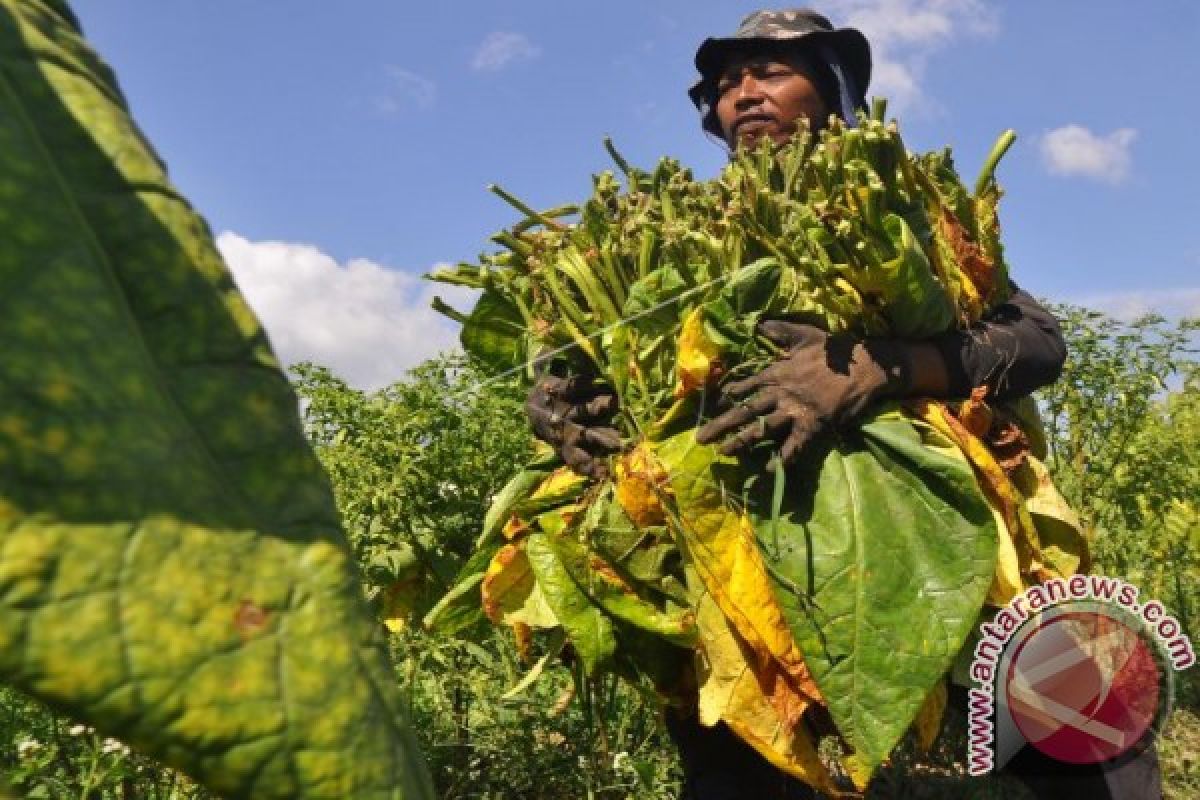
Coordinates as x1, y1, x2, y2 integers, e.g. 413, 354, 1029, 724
713, 51, 828, 148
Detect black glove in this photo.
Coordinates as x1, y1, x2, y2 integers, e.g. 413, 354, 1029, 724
696, 321, 911, 465
525, 374, 622, 478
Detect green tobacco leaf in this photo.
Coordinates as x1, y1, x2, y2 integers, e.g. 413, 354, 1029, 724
524, 533, 616, 674
459, 289, 526, 372
0, 3, 432, 798
750, 409, 996, 777
582, 490, 685, 604
540, 511, 696, 647
876, 214, 956, 337
476, 462, 553, 548
658, 411, 996, 780
623, 265, 690, 339
719, 257, 782, 318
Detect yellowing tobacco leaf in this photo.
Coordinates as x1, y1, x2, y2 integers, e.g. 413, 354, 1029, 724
499, 468, 589, 541
694, 591, 836, 795
936, 209, 993, 316
1016, 455, 1090, 578
674, 307, 721, 398
614, 443, 671, 527
480, 543, 557, 628
985, 505, 1024, 606
529, 466, 588, 504
973, 183, 1010, 306
913, 400, 1046, 605
658, 434, 822, 710
956, 386, 993, 439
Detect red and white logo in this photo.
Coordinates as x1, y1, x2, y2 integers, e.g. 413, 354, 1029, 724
967, 578, 1192, 776
1004, 610, 1162, 765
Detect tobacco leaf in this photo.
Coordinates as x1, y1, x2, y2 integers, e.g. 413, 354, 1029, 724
874, 213, 957, 338
0, 2, 432, 797
738, 409, 997, 783
540, 510, 696, 647
614, 443, 671, 527
693, 590, 835, 795
914, 400, 1047, 602
457, 288, 526, 373
1016, 455, 1090, 577
512, 466, 589, 518
480, 543, 557, 629
524, 532, 617, 674
657, 432, 823, 708
673, 307, 722, 399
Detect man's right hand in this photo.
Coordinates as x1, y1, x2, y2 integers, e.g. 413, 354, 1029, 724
525, 375, 622, 478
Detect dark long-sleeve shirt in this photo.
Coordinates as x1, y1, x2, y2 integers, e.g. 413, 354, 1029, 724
930, 283, 1066, 401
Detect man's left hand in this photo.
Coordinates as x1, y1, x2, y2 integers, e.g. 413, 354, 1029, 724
695, 320, 913, 465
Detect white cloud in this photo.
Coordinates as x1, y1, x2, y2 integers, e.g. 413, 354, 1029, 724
471, 31, 540, 72
1074, 288, 1200, 321
830, 0, 999, 110
1038, 125, 1137, 184
217, 232, 476, 390
375, 66, 436, 113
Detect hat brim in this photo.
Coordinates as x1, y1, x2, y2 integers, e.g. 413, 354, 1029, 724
688, 28, 871, 113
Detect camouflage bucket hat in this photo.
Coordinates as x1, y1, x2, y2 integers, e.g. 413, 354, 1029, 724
688, 8, 872, 136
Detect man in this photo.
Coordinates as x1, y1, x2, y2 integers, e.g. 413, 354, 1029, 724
528, 10, 1066, 481
526, 8, 1160, 799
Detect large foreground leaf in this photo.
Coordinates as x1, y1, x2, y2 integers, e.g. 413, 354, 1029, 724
0, 2, 432, 797
754, 410, 996, 781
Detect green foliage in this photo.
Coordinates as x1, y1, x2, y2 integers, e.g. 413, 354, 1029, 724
1041, 308, 1198, 531
0, 687, 215, 799
290, 355, 533, 620
0, 2, 431, 796
1040, 307, 1199, 660
293, 356, 679, 799
393, 629, 680, 800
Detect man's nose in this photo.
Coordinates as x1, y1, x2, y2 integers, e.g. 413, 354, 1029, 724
732, 74, 765, 108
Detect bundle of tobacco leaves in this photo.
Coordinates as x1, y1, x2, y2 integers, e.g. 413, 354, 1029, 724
425, 102, 1088, 793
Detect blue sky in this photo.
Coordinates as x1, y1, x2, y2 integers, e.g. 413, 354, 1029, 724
71, 1, 1200, 387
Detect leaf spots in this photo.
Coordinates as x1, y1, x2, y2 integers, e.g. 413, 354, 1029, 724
234, 599, 271, 640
